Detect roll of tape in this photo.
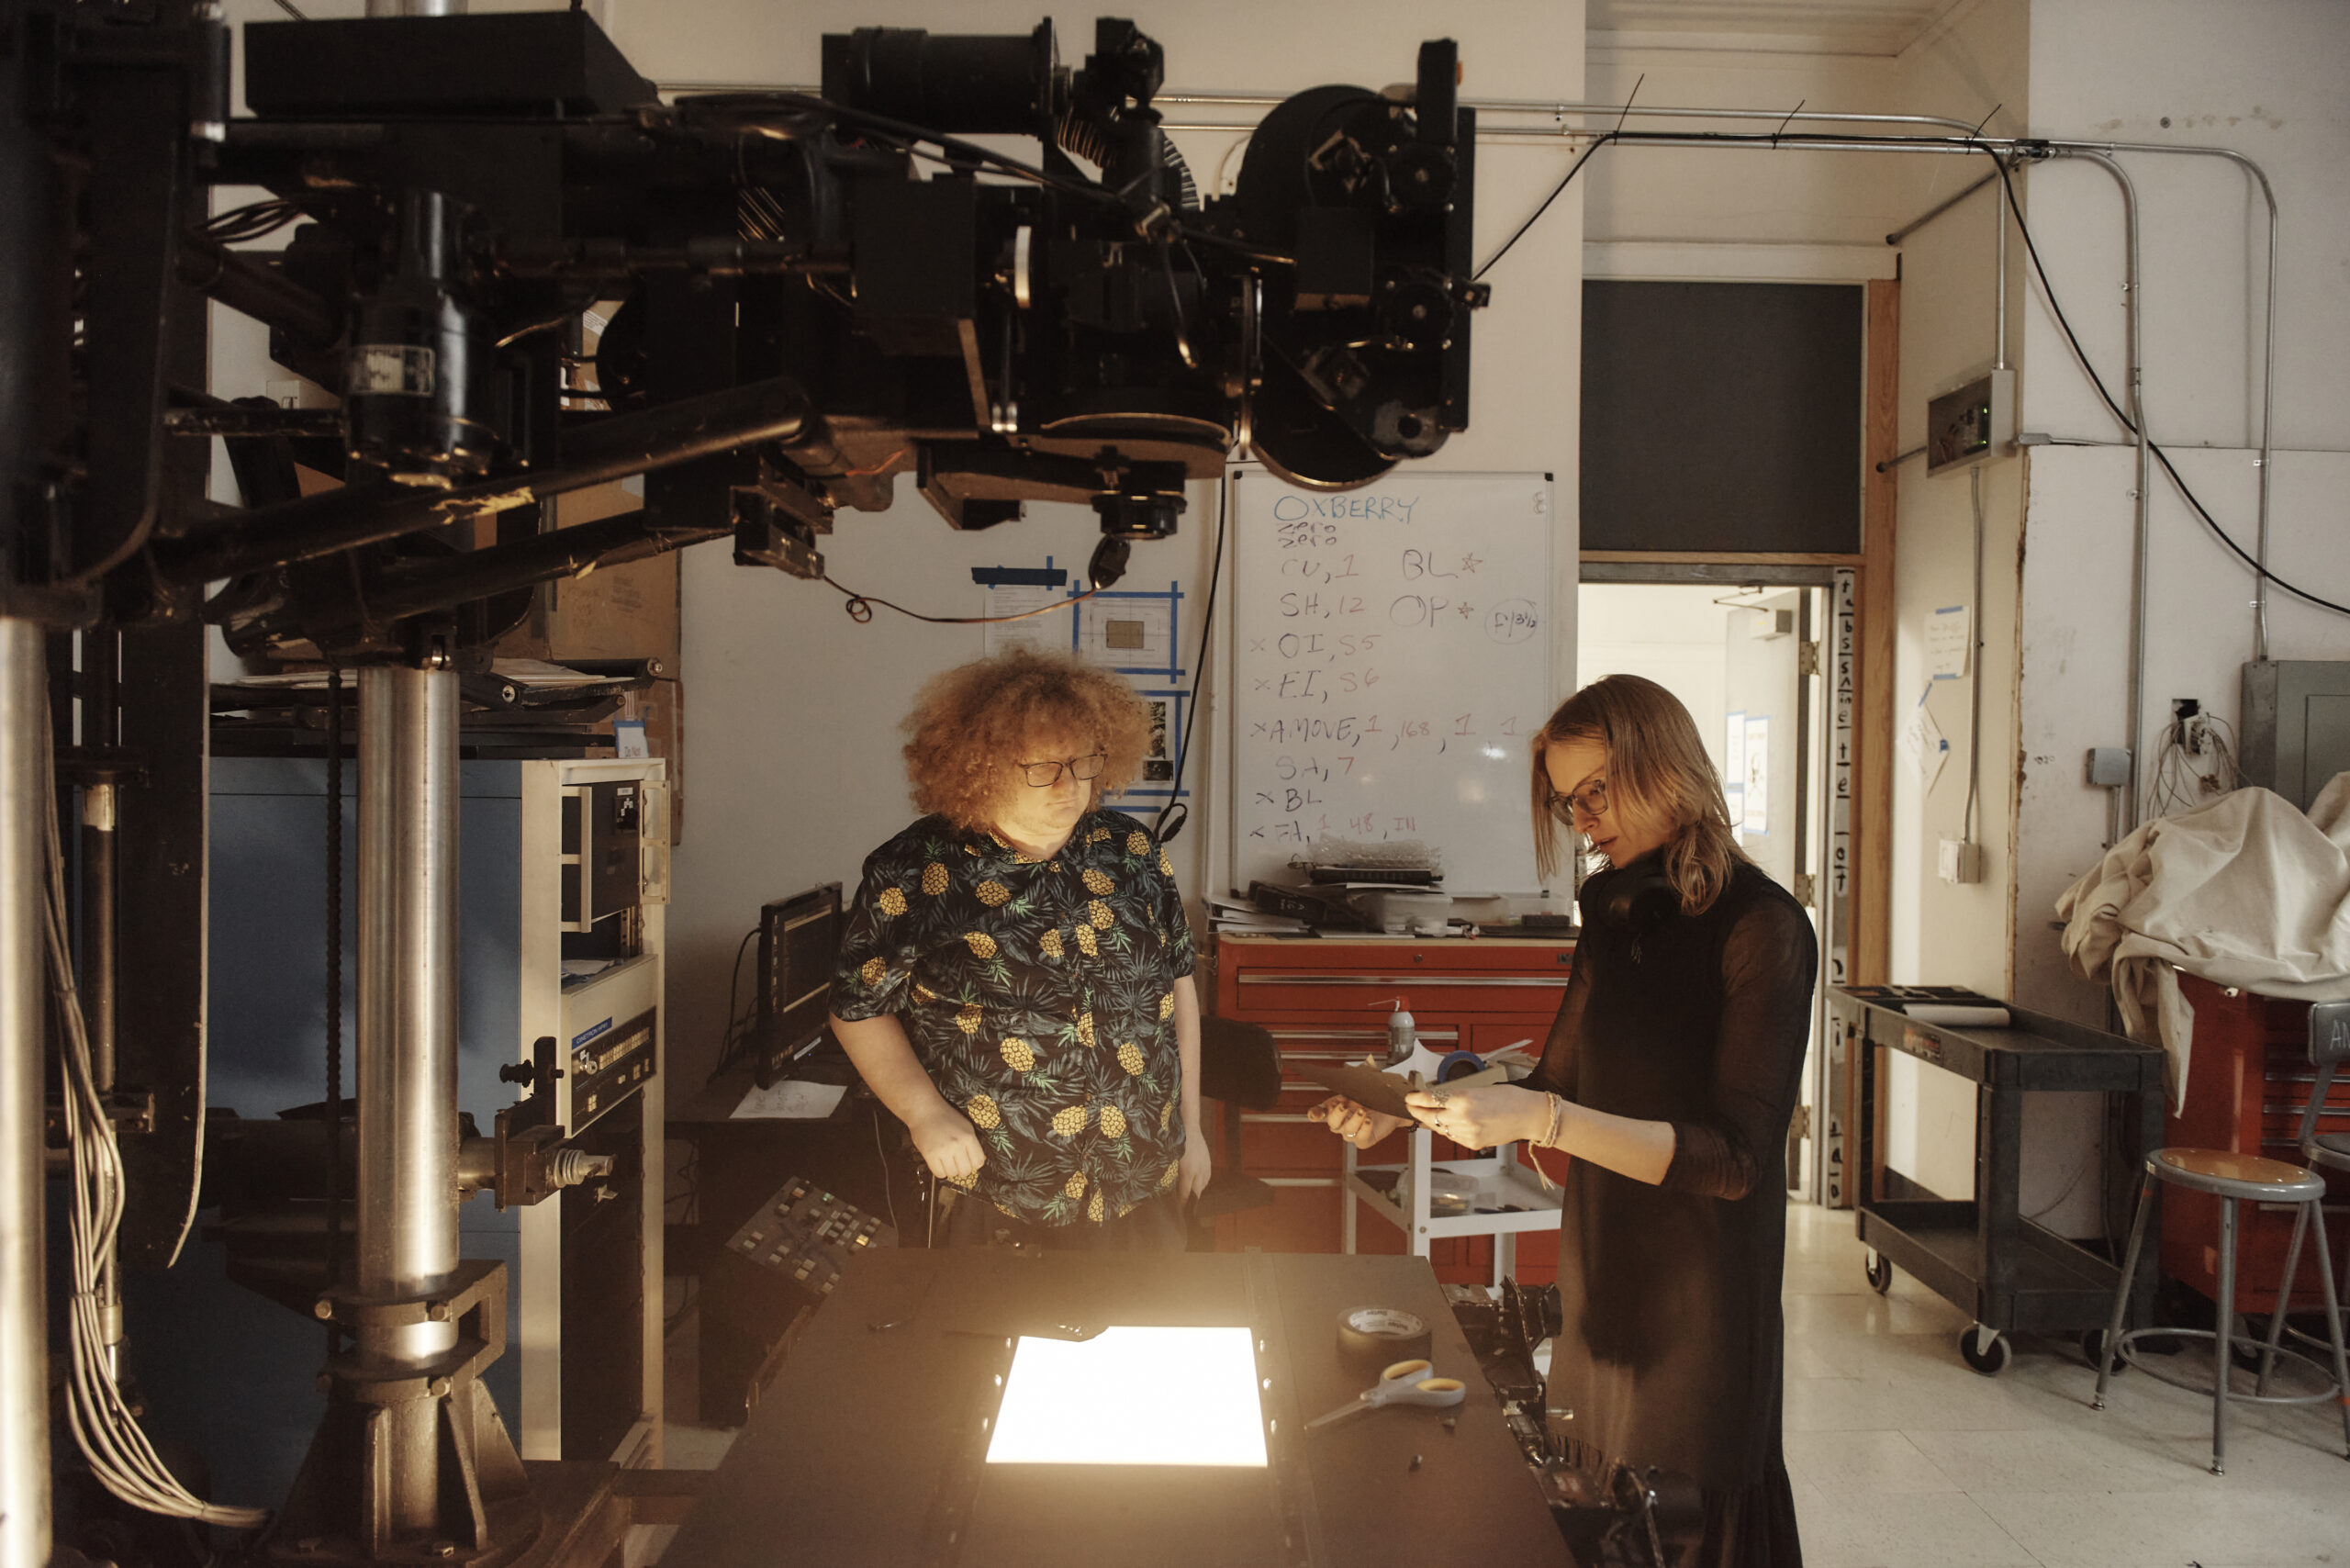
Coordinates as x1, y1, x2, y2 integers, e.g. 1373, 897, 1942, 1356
1435, 1049, 1486, 1083
1337, 1305, 1432, 1369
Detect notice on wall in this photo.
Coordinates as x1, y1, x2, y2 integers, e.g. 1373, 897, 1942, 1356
1901, 688, 1950, 790
982, 584, 1069, 657
1741, 715, 1771, 835
1926, 604, 1972, 680
1078, 595, 1174, 672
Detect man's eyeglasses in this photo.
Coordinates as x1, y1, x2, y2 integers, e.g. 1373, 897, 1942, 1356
1544, 778, 1610, 823
1019, 751, 1108, 788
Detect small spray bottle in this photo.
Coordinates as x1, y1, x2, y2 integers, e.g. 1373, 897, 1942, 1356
1379, 996, 1416, 1066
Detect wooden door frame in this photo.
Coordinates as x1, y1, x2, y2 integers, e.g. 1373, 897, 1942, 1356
1852, 276, 1897, 985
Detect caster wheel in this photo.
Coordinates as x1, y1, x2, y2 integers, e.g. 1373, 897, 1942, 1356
1863, 1250, 1894, 1294
2082, 1327, 2127, 1375
1958, 1325, 2010, 1376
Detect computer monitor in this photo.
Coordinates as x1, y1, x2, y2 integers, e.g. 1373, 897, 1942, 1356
753, 883, 843, 1089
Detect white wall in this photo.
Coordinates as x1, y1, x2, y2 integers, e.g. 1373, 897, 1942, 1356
623, 1, 1588, 1077
1583, 29, 1903, 282
2009, 0, 2350, 1030
1575, 584, 1737, 780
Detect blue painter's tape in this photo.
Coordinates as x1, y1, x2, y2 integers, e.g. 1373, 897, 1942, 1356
971, 566, 1069, 588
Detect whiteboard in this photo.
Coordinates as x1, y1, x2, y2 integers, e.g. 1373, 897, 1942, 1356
1227, 469, 1554, 895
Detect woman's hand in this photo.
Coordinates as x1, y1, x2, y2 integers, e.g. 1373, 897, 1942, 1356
1309, 1095, 1406, 1150
1177, 1130, 1214, 1203
907, 1101, 987, 1184
1403, 1083, 1550, 1148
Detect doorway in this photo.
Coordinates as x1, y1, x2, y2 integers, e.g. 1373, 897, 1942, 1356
1574, 578, 1834, 1201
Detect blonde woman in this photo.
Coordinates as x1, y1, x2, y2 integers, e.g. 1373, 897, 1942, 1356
1313, 674, 1815, 1566
830, 647, 1210, 1249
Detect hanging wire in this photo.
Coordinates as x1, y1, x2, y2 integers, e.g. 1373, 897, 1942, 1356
1984, 153, 2350, 619
1152, 475, 1228, 846
822, 575, 1102, 626
45, 720, 269, 1530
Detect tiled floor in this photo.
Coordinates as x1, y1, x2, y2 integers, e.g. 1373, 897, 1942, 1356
650, 1204, 2350, 1566
1780, 1200, 2350, 1568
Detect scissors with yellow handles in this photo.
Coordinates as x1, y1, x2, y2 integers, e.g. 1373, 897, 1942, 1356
1304, 1359, 1467, 1431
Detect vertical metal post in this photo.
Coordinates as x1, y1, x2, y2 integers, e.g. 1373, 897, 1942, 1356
2061, 151, 2147, 835
356, 664, 461, 1537
81, 631, 126, 1371
0, 621, 50, 1568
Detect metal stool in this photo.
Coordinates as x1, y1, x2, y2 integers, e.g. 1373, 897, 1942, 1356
2093, 1143, 2350, 1473
2255, 1000, 2350, 1383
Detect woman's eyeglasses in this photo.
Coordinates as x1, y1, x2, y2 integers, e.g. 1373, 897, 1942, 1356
1544, 778, 1609, 823
1019, 751, 1108, 788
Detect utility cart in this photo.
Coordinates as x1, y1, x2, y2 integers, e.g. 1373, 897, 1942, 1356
1830, 986, 2166, 1374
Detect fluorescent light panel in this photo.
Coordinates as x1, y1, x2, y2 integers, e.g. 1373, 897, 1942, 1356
983, 1326, 1268, 1467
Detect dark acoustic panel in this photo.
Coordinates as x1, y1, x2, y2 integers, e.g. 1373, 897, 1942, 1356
1581, 280, 1863, 555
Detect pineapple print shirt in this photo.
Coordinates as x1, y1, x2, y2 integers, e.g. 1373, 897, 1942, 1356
833, 809, 1196, 1227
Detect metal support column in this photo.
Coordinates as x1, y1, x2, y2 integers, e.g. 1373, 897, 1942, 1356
81, 630, 127, 1372
355, 663, 461, 1538
0, 621, 51, 1568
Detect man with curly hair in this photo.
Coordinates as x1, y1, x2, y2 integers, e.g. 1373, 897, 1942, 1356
828, 647, 1210, 1248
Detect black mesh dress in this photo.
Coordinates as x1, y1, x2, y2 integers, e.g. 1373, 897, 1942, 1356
1524, 854, 1818, 1568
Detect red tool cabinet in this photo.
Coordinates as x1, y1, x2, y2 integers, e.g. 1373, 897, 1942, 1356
2162, 971, 2347, 1314
1205, 933, 1576, 1284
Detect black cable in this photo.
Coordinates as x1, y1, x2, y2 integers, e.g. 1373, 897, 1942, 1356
1472, 132, 1617, 282
711, 924, 759, 1080
873, 1103, 900, 1235
269, 0, 309, 17
1152, 474, 1227, 846
323, 666, 342, 1334
822, 574, 1103, 626
1460, 118, 2342, 617
1987, 153, 2350, 619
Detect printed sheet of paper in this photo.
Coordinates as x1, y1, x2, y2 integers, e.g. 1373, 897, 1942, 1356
1900, 689, 1950, 791
730, 1080, 848, 1121
981, 585, 1069, 657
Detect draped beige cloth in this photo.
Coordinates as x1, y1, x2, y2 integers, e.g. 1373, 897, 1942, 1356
2057, 775, 2350, 1111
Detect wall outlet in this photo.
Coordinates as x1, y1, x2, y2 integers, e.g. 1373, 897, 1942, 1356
1938, 837, 1986, 884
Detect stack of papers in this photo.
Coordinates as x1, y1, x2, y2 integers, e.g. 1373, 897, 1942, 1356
1205, 893, 1307, 935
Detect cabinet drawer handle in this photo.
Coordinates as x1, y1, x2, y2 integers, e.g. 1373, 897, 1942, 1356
1263, 1026, 1457, 1043
1238, 974, 1569, 989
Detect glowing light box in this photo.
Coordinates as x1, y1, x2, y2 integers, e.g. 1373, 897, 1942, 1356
983, 1326, 1268, 1467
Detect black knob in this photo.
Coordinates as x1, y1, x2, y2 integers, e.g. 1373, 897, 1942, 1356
498, 1061, 537, 1087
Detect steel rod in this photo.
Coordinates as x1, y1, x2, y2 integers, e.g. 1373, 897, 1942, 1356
2058, 151, 2149, 834
1885, 167, 2001, 244
159, 373, 816, 584
355, 663, 460, 1536
0, 621, 50, 1568
655, 80, 1990, 138
176, 231, 339, 351
2050, 143, 2277, 662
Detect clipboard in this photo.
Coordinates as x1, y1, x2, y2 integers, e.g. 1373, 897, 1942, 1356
1314, 1058, 1509, 1120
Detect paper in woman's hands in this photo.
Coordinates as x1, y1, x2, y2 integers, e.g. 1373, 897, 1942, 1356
1315, 1059, 1510, 1120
